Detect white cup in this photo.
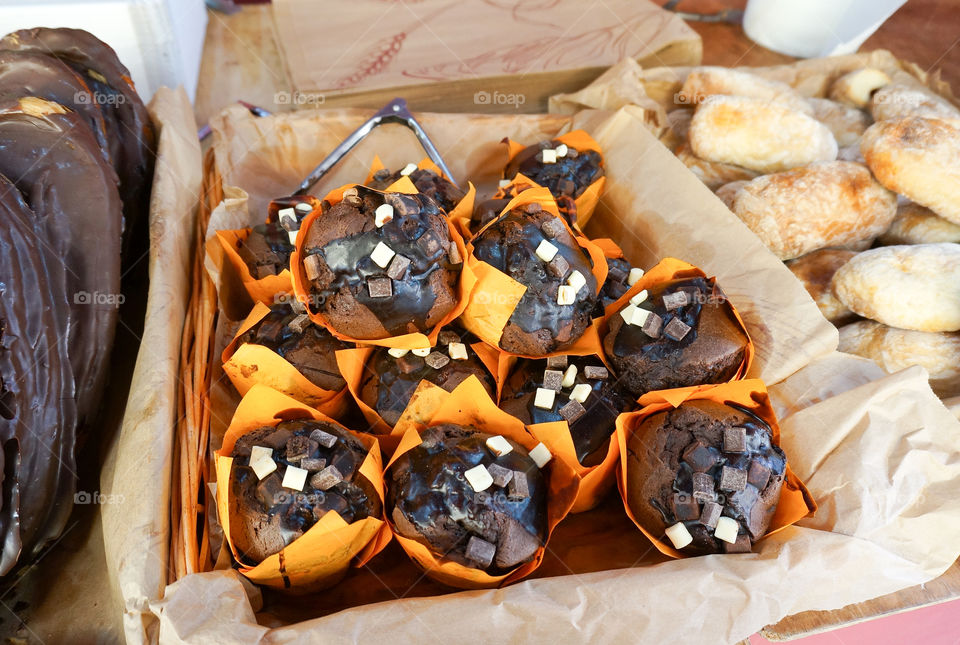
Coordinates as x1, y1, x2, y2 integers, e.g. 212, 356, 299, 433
743, 0, 907, 59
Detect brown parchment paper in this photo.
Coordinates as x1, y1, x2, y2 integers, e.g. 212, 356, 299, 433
118, 98, 960, 644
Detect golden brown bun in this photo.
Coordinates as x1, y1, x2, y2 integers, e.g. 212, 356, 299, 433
869, 82, 960, 123
730, 161, 896, 260
828, 68, 892, 109
786, 248, 858, 325
675, 143, 758, 190
878, 201, 960, 245
714, 180, 748, 210
806, 97, 871, 147
679, 66, 813, 115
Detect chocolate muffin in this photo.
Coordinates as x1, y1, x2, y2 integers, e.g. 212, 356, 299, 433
359, 329, 496, 425
239, 303, 351, 391
300, 186, 462, 339
603, 276, 749, 397
471, 202, 598, 354
229, 420, 381, 564
624, 400, 786, 555
238, 198, 317, 278
592, 256, 634, 318
499, 355, 634, 466
503, 138, 603, 203
367, 165, 466, 214
470, 196, 510, 235
387, 424, 550, 572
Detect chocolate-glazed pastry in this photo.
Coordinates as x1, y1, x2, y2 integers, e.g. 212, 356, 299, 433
1, 28, 156, 257
0, 50, 111, 165
367, 166, 466, 214
503, 138, 603, 203
603, 277, 748, 397
471, 203, 598, 354
0, 98, 122, 431
239, 304, 351, 391
592, 256, 633, 318
625, 400, 786, 555
229, 420, 381, 564
387, 424, 548, 572
300, 185, 461, 339
499, 356, 634, 466
359, 329, 496, 426
0, 173, 78, 575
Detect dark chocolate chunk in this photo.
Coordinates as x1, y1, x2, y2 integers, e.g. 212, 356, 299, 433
255, 319, 286, 344
301, 457, 326, 472
386, 253, 411, 280
416, 229, 443, 256
699, 501, 723, 529
495, 517, 541, 569
286, 436, 311, 462
310, 428, 338, 449
692, 472, 715, 502
723, 426, 747, 453
367, 277, 393, 298
671, 493, 700, 521
303, 253, 323, 281
425, 351, 451, 370
724, 534, 753, 554
583, 366, 609, 380
542, 369, 564, 391
641, 312, 663, 338
310, 465, 343, 491
683, 441, 718, 472
747, 461, 772, 490
508, 471, 530, 500
558, 399, 586, 423
663, 317, 692, 341
662, 291, 690, 311
487, 463, 514, 488
438, 330, 461, 345
546, 355, 568, 369
465, 535, 496, 568
540, 218, 564, 239
719, 466, 748, 492
547, 254, 570, 278
448, 243, 462, 265
262, 428, 293, 450
287, 314, 311, 334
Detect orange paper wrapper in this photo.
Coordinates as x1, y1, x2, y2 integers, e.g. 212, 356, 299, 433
502, 130, 606, 229
214, 384, 391, 590
221, 302, 350, 416
290, 179, 474, 349
382, 377, 580, 589
615, 379, 817, 558
460, 186, 608, 360
599, 257, 755, 379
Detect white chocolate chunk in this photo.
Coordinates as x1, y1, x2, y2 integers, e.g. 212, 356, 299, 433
561, 364, 578, 388
278, 207, 296, 221
629, 289, 649, 306
541, 149, 557, 164
567, 270, 586, 294
374, 203, 395, 227
288, 229, 299, 245
250, 445, 273, 463
282, 465, 308, 491
529, 442, 552, 468
498, 178, 512, 188
569, 383, 592, 403
714, 516, 739, 544
665, 522, 693, 549
370, 241, 396, 267
486, 435, 513, 457
388, 348, 409, 358
464, 464, 493, 492
534, 387, 556, 410
448, 342, 468, 360
555, 143, 569, 158
251, 456, 277, 481
557, 284, 576, 305
620, 304, 651, 327
412, 347, 431, 357
627, 267, 645, 286
535, 239, 559, 262
294, 202, 313, 214
400, 162, 418, 176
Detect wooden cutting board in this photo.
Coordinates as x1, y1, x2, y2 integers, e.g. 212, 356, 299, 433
270, 0, 702, 113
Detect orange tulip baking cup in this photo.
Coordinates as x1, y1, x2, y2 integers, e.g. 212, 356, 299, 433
215, 195, 322, 306
614, 379, 817, 558
460, 186, 608, 359
599, 257, 755, 378
221, 302, 351, 416
382, 376, 580, 589
502, 130, 606, 229
365, 154, 476, 230
335, 340, 501, 440
290, 177, 474, 349
447, 173, 538, 240
214, 384, 391, 590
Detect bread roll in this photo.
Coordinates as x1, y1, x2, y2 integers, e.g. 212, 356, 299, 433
690, 95, 838, 173
679, 66, 813, 114
729, 161, 897, 260
838, 320, 960, 397
869, 82, 960, 123
837, 145, 865, 163
828, 68, 891, 108
861, 117, 960, 224
878, 201, 960, 245
786, 248, 858, 325
832, 243, 960, 332
675, 143, 758, 190
715, 180, 748, 209
806, 97, 871, 147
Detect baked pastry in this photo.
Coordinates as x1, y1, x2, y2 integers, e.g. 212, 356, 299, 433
806, 97, 871, 147
503, 138, 603, 204
299, 185, 462, 339
714, 180, 748, 210
387, 424, 548, 572
624, 399, 786, 555
828, 68, 891, 109
678, 66, 812, 115
832, 243, 960, 332
470, 202, 598, 354
238, 303, 350, 391
499, 355, 634, 466
861, 117, 960, 224
603, 276, 749, 397
229, 420, 381, 563
878, 201, 960, 245
785, 249, 858, 326
869, 82, 960, 123
838, 320, 960, 398
359, 329, 496, 425
689, 95, 838, 173
728, 161, 897, 260
367, 165, 466, 213
674, 143, 758, 190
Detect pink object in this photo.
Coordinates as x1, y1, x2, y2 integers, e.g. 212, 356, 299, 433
750, 597, 960, 645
